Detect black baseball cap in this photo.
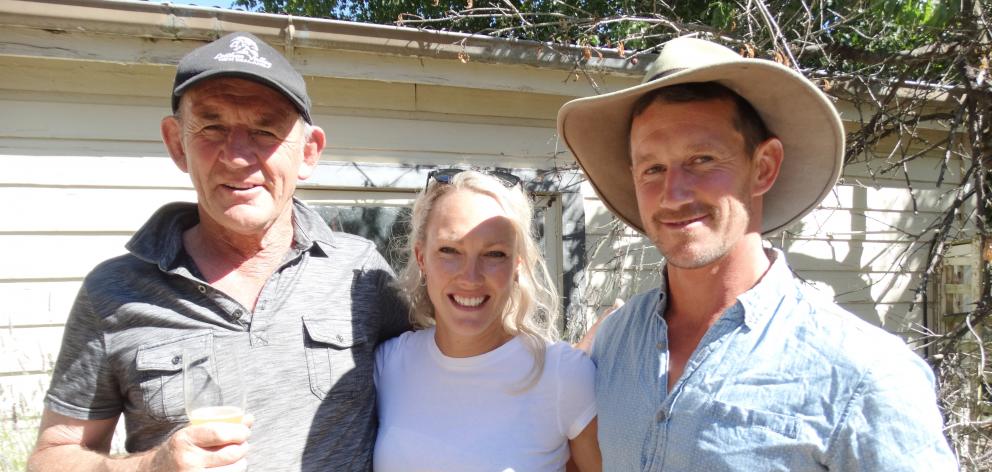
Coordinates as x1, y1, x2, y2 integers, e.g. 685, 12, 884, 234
172, 32, 313, 123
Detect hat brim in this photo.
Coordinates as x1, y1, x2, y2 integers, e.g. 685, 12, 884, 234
557, 59, 844, 236
173, 69, 313, 124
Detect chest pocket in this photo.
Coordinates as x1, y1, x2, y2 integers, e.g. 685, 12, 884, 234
303, 316, 370, 400
135, 332, 213, 422
693, 400, 805, 471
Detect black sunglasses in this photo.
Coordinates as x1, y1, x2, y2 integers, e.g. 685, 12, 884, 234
425, 168, 522, 190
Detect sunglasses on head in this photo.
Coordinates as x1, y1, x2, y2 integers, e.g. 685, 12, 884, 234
425, 168, 522, 190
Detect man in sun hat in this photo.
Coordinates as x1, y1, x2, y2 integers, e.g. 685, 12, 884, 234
559, 36, 956, 470
29, 32, 408, 471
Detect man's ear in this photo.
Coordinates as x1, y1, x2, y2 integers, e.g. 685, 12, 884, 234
161, 115, 189, 173
751, 137, 784, 197
297, 125, 326, 181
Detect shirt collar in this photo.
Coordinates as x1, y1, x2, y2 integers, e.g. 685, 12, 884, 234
289, 198, 337, 255
737, 248, 793, 329
125, 202, 198, 271
126, 198, 337, 271
655, 248, 793, 329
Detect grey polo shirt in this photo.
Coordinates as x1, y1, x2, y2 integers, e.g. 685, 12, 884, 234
45, 199, 410, 471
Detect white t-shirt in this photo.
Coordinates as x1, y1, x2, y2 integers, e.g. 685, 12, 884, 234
373, 328, 597, 472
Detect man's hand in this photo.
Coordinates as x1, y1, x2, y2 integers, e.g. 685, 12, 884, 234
147, 416, 254, 471
28, 409, 253, 472
574, 299, 624, 353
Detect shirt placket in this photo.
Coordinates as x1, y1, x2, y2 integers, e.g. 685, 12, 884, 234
249, 246, 308, 347
645, 318, 671, 472
249, 272, 278, 347
653, 306, 744, 471
173, 266, 250, 331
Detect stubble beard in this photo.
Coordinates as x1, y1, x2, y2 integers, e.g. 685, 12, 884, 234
650, 199, 751, 270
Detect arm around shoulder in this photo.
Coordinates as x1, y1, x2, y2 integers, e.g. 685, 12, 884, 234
361, 249, 411, 342
573, 299, 624, 354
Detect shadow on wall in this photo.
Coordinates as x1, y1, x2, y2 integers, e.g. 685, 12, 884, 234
775, 183, 940, 335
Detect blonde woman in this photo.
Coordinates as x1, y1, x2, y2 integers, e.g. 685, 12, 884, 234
373, 169, 601, 471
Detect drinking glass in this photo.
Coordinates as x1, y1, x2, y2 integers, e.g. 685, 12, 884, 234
183, 346, 246, 426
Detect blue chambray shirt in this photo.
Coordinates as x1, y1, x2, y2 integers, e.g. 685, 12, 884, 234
591, 249, 957, 471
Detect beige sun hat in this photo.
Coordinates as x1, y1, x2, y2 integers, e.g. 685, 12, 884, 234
557, 36, 844, 236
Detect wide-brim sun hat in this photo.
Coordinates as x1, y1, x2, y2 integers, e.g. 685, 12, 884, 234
556, 36, 844, 236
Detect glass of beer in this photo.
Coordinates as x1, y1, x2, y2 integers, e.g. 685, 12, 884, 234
183, 346, 246, 426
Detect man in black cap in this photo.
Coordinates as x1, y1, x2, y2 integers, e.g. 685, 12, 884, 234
28, 32, 408, 471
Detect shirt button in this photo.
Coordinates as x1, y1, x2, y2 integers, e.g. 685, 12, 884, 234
197, 285, 207, 294
172, 355, 182, 365
656, 342, 666, 350
234, 309, 243, 318
656, 409, 668, 422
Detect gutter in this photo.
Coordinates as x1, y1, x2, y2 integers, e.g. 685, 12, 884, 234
0, 0, 646, 76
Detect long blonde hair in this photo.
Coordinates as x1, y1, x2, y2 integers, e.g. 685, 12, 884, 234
395, 170, 560, 387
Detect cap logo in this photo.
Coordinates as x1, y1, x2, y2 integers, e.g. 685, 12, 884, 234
213, 36, 272, 69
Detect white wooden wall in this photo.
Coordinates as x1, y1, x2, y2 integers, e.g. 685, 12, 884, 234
786, 151, 966, 331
